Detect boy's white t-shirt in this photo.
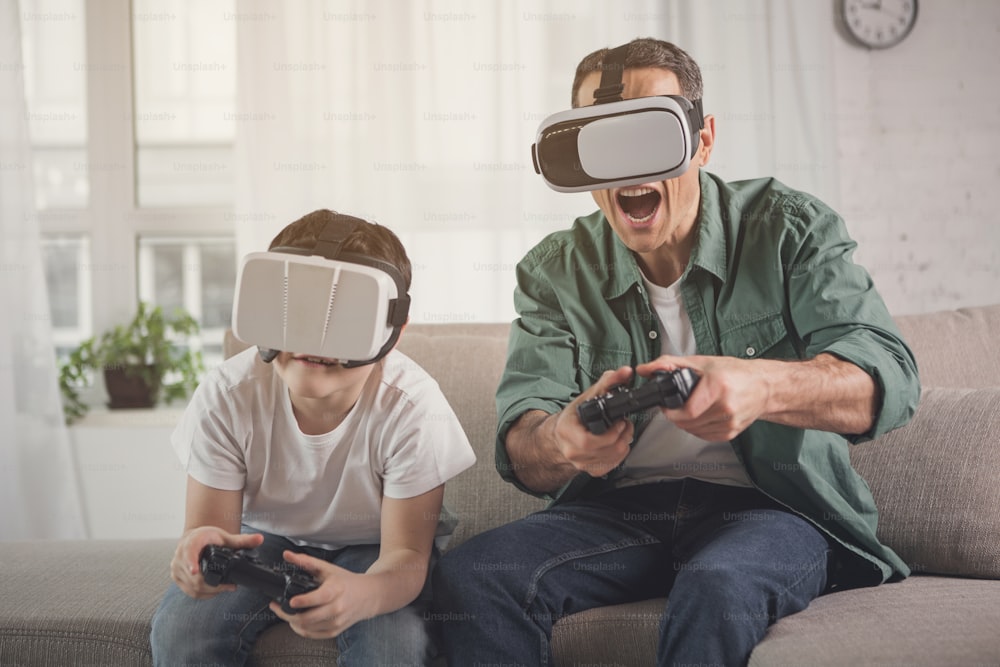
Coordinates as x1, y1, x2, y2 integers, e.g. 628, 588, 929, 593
616, 272, 753, 489
172, 348, 476, 550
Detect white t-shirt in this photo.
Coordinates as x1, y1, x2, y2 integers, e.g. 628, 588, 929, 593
172, 348, 476, 549
616, 273, 753, 489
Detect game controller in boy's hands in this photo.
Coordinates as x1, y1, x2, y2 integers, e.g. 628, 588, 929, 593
577, 368, 700, 435
199, 545, 320, 615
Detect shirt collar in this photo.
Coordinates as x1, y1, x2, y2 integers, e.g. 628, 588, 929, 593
689, 170, 728, 284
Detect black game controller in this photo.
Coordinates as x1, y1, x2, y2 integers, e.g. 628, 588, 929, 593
199, 545, 320, 615
577, 368, 699, 435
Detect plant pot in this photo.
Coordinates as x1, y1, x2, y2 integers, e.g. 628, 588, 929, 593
103, 366, 160, 409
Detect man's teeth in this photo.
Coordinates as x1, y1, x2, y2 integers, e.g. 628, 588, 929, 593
618, 186, 656, 198
625, 211, 656, 223
617, 186, 659, 222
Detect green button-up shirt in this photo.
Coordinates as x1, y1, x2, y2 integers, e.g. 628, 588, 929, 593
496, 171, 920, 585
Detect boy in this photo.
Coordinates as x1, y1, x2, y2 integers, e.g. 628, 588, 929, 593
151, 209, 475, 666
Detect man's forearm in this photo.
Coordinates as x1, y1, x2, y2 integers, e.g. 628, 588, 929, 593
504, 410, 580, 494
760, 353, 878, 435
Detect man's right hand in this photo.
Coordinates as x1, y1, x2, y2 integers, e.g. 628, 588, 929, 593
170, 526, 264, 599
506, 366, 636, 493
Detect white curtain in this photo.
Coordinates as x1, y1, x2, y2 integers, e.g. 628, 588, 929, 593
233, 0, 837, 324
0, 0, 86, 540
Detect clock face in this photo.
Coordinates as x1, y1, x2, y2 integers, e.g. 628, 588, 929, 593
843, 0, 919, 49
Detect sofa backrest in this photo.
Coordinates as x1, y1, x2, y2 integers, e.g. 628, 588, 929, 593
396, 324, 547, 548
892, 303, 1000, 388
849, 304, 1000, 579
223, 304, 1000, 566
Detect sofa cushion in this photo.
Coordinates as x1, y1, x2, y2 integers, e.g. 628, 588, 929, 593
749, 576, 1000, 666
551, 577, 1000, 666
0, 538, 343, 666
850, 386, 1000, 578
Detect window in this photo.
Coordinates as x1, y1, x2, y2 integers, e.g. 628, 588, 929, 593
21, 0, 237, 391
41, 235, 91, 357
132, 0, 236, 207
137, 236, 236, 369
19, 0, 89, 210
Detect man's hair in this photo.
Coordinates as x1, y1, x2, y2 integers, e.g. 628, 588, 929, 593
268, 209, 412, 290
571, 37, 704, 108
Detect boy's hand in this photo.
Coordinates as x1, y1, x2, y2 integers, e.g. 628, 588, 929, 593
170, 525, 264, 599
269, 551, 379, 640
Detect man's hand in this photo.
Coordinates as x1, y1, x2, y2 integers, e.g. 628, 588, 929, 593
170, 526, 264, 599
505, 366, 637, 493
636, 352, 877, 439
636, 354, 767, 441
269, 551, 378, 640
552, 366, 639, 477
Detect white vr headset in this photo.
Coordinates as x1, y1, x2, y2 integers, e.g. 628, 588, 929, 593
530, 44, 704, 193
231, 216, 410, 367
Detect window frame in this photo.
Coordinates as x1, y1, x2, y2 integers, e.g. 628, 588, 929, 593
36, 0, 234, 348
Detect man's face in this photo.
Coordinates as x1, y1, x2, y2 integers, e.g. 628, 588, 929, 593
576, 67, 714, 259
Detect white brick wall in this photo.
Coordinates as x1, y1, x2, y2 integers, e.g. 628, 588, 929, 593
832, 0, 1000, 315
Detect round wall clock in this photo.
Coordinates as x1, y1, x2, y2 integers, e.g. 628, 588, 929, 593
842, 0, 919, 49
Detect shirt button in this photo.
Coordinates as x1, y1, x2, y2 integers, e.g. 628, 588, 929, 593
649, 330, 658, 340
745, 346, 756, 357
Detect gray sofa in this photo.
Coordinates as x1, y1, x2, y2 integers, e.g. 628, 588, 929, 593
3, 305, 1000, 666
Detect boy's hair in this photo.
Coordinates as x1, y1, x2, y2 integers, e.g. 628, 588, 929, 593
268, 209, 412, 290
571, 37, 704, 108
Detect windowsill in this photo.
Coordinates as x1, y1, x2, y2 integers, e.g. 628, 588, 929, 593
70, 406, 185, 429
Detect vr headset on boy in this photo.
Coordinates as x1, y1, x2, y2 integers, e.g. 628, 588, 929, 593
530, 43, 704, 193
231, 214, 410, 367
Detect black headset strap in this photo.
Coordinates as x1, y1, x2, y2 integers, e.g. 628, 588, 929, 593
594, 43, 705, 135
682, 96, 705, 158
313, 214, 361, 258
689, 97, 704, 132
593, 44, 629, 104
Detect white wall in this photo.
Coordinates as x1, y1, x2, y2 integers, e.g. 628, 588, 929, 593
832, 0, 1000, 315
71, 410, 186, 539
70, 2, 1000, 540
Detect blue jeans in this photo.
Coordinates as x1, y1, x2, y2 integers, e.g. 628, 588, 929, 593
432, 479, 833, 667
150, 528, 437, 666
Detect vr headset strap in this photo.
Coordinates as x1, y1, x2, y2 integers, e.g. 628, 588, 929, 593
313, 214, 360, 259
593, 44, 629, 105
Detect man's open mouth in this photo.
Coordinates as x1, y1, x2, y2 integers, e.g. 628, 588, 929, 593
293, 354, 340, 367
616, 186, 662, 224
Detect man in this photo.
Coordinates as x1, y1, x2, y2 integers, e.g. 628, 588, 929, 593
433, 38, 919, 666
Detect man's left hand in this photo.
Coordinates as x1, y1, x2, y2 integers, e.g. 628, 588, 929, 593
636, 354, 769, 441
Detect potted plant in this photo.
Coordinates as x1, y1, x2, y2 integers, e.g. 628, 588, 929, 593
59, 301, 204, 423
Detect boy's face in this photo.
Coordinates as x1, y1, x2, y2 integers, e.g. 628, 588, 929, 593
272, 351, 375, 403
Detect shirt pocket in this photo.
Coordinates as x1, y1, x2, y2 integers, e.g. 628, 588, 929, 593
577, 343, 634, 386
719, 312, 796, 360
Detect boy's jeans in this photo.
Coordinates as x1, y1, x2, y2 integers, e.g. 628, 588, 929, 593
150, 528, 436, 667
432, 478, 833, 667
